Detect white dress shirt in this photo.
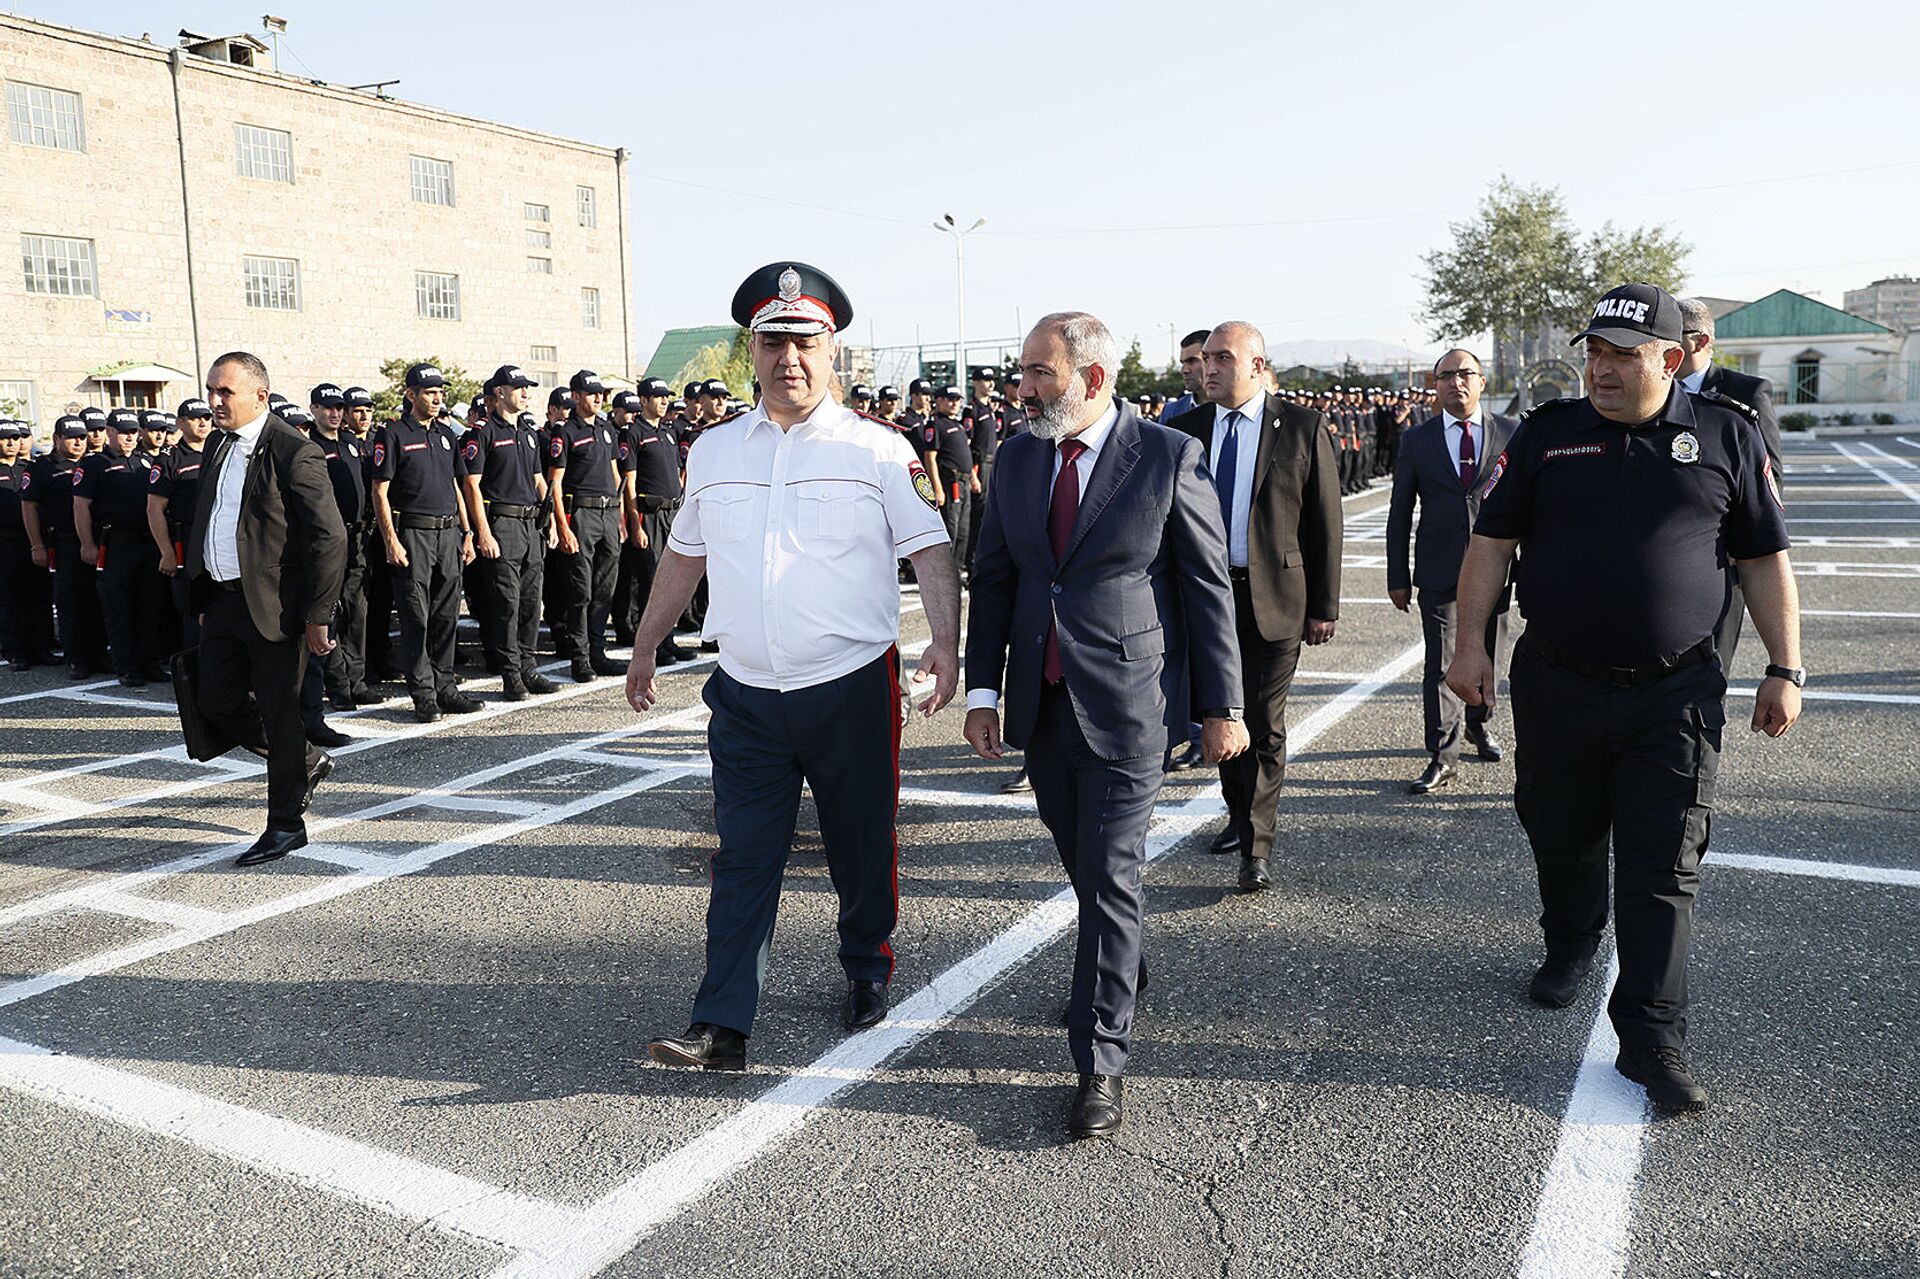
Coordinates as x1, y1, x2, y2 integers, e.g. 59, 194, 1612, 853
667, 396, 948, 692
205, 408, 268, 582
1679, 368, 1708, 394
1208, 392, 1263, 568
967, 401, 1120, 713
1443, 408, 1484, 483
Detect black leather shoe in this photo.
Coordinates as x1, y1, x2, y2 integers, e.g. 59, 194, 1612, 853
521, 669, 560, 695
1237, 855, 1270, 893
68, 664, 93, 680
236, 825, 307, 867
352, 686, 384, 706
327, 689, 356, 713
699, 640, 720, 653
647, 1023, 747, 1072
1410, 758, 1455, 794
590, 652, 627, 677
1167, 741, 1205, 772
1615, 1043, 1708, 1112
1001, 767, 1032, 794
570, 656, 595, 683
1528, 949, 1596, 1008
843, 979, 888, 1030
500, 675, 529, 702
1467, 724, 1505, 762
1068, 1074, 1124, 1137
654, 645, 683, 667
118, 671, 146, 688
4, 658, 30, 673
439, 688, 483, 714
306, 723, 351, 749
1208, 827, 1245, 856
411, 695, 441, 723
301, 751, 334, 812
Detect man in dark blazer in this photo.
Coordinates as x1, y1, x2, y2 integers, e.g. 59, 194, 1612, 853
1386, 348, 1516, 793
1166, 321, 1344, 893
965, 312, 1246, 1138
186, 352, 348, 866
1677, 297, 1784, 664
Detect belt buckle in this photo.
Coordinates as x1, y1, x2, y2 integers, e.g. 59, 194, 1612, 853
1606, 665, 1637, 687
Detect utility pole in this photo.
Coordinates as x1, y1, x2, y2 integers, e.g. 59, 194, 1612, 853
934, 213, 986, 387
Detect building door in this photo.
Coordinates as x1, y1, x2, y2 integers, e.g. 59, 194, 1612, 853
1790, 354, 1820, 405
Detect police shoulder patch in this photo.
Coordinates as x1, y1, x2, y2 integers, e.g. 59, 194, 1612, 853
1518, 397, 1579, 423
909, 460, 938, 509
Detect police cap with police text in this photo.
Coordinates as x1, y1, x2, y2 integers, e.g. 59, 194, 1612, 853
568, 369, 608, 394
310, 383, 346, 407
177, 397, 213, 419
280, 405, 314, 427
56, 415, 89, 439
637, 377, 673, 398
700, 379, 729, 399
877, 385, 900, 400
730, 261, 852, 335
1570, 282, 1685, 349
405, 363, 447, 389
548, 387, 572, 408
139, 408, 169, 430
971, 366, 997, 384
936, 384, 962, 400
850, 384, 873, 400
106, 408, 140, 432
610, 391, 642, 412
80, 406, 106, 426
908, 378, 933, 396
344, 386, 374, 408
488, 364, 539, 391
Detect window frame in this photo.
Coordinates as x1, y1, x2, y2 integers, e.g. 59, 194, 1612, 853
526, 256, 553, 274
242, 254, 301, 311
5, 81, 85, 152
576, 185, 597, 229
409, 154, 456, 207
233, 123, 294, 184
20, 233, 97, 298
580, 286, 601, 329
414, 270, 461, 321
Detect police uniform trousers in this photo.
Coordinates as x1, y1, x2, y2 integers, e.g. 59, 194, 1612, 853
364, 530, 397, 679
462, 554, 491, 667
1420, 591, 1510, 763
1026, 679, 1163, 1078
392, 521, 463, 695
198, 583, 324, 828
965, 461, 992, 572
477, 511, 543, 678
51, 533, 107, 670
560, 503, 620, 658
325, 530, 368, 698
96, 528, 166, 676
612, 501, 669, 647
1219, 572, 1302, 864
692, 648, 903, 1036
939, 477, 972, 573
1508, 633, 1725, 1051
0, 532, 54, 660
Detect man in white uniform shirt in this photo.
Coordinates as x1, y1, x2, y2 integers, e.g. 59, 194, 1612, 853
628, 262, 961, 1072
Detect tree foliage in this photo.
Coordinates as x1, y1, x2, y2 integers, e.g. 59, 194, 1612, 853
673, 327, 753, 400
1113, 340, 1184, 396
371, 356, 482, 422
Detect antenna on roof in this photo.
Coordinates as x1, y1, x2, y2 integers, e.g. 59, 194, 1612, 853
261, 15, 286, 71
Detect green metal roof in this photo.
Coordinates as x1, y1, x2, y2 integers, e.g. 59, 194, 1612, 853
1715, 289, 1891, 340
645, 326, 741, 381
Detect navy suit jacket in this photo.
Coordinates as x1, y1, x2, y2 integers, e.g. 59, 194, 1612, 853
1385, 411, 1517, 601
966, 404, 1242, 761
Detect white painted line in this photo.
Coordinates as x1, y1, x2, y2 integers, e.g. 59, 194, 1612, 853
0, 1033, 582, 1252
1800, 608, 1920, 618
0, 678, 119, 706
1834, 442, 1920, 508
292, 844, 393, 874
1791, 560, 1920, 578
4, 786, 93, 818
1858, 441, 1918, 470
1715, 851, 1920, 887
897, 785, 1038, 811
417, 794, 551, 819
1786, 518, 1920, 524
1518, 954, 1642, 1279
1790, 535, 1920, 548
48, 690, 176, 712
486, 640, 1428, 1279
1725, 685, 1920, 707
1897, 436, 1920, 452
86, 890, 226, 931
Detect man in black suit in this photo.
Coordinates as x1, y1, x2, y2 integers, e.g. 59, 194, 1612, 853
1386, 349, 1516, 793
185, 352, 348, 866
1677, 297, 1784, 664
1166, 322, 1344, 893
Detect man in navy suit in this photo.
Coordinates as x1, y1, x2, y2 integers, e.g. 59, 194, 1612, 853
964, 312, 1246, 1138
1386, 349, 1516, 793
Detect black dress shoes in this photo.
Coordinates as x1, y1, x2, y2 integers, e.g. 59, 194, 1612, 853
301, 751, 334, 813
1237, 855, 1270, 893
1068, 1074, 1124, 1137
647, 1023, 747, 1072
236, 824, 308, 867
1615, 1043, 1708, 1112
1528, 949, 1596, 1008
570, 656, 595, 683
352, 685, 384, 706
411, 695, 441, 723
118, 671, 146, 688
306, 723, 351, 749
1208, 827, 1244, 856
1467, 724, 1505, 762
520, 669, 560, 695
1000, 767, 1032, 794
439, 688, 483, 714
590, 652, 627, 677
843, 979, 888, 1030
1410, 758, 1455, 794
1167, 741, 1205, 772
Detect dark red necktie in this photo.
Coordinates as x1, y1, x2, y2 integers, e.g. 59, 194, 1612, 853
1457, 418, 1476, 488
1043, 438, 1087, 684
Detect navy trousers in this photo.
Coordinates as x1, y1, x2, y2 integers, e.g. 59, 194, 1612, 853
691, 648, 903, 1036
1025, 681, 1164, 1077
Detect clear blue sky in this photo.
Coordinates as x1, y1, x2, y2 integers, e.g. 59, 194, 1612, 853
46, 0, 1920, 368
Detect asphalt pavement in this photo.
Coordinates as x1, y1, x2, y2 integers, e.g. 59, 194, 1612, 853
0, 430, 1914, 1279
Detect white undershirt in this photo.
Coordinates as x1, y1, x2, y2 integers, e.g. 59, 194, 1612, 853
206, 407, 267, 582
1208, 391, 1263, 568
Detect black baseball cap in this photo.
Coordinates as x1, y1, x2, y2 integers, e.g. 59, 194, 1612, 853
637, 377, 672, 397
908, 378, 933, 396
548, 387, 572, 408
568, 369, 608, 394
936, 384, 962, 400
80, 406, 106, 426
487, 364, 538, 391
405, 363, 446, 389
700, 379, 729, 398
106, 408, 140, 431
877, 385, 900, 400
850, 384, 873, 399
56, 415, 89, 439
683, 381, 703, 400
177, 397, 213, 419
310, 383, 346, 407
343, 386, 373, 408
970, 366, 997, 384
268, 392, 291, 407
280, 405, 314, 427
610, 390, 641, 412
139, 408, 169, 430
1570, 282, 1685, 349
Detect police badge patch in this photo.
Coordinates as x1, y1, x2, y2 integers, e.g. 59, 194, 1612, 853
909, 460, 938, 509
463, 439, 480, 462
1479, 451, 1507, 500
1764, 455, 1784, 509
778, 267, 802, 301
1670, 430, 1700, 463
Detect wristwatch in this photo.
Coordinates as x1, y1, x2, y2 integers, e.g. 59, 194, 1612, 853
1764, 664, 1806, 687
1200, 708, 1244, 722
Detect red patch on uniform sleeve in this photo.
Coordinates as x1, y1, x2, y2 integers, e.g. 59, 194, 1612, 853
1479, 451, 1507, 500
1764, 455, 1783, 509
463, 439, 480, 462
372, 441, 386, 467
549, 436, 564, 460
72, 468, 84, 487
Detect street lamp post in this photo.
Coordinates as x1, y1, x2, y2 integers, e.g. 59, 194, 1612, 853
934, 213, 985, 387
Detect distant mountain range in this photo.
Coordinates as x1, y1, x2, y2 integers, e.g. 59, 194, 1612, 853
1263, 338, 1432, 368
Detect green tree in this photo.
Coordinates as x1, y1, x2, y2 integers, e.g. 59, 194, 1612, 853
673, 326, 752, 400
1584, 222, 1690, 300
371, 356, 481, 422
1114, 340, 1157, 396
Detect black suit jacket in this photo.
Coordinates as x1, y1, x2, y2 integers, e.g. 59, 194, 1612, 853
1166, 394, 1343, 641
186, 412, 347, 643
1699, 364, 1783, 473
1386, 411, 1517, 600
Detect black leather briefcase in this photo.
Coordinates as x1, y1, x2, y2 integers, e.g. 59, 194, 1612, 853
170, 646, 246, 762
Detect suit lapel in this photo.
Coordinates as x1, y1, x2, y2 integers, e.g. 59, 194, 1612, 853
240, 417, 275, 505
1030, 434, 1059, 569
1060, 406, 1141, 568
1251, 393, 1280, 500
1430, 415, 1465, 492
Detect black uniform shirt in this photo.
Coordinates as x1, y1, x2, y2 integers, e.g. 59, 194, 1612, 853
1001, 403, 1028, 438
1474, 385, 1791, 667
309, 428, 370, 529
621, 420, 684, 501
21, 453, 81, 536
74, 444, 148, 529
965, 400, 1003, 465
372, 415, 460, 517
929, 412, 972, 480
460, 414, 543, 506
146, 443, 206, 531
0, 460, 24, 536
547, 413, 619, 498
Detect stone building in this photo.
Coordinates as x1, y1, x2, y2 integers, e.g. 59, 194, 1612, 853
1, 13, 633, 430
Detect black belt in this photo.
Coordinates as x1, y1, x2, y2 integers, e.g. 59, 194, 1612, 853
485, 501, 539, 519
212, 578, 242, 593
1228, 567, 1251, 581
634, 494, 672, 512
1529, 634, 1715, 687
565, 494, 618, 511
396, 512, 458, 530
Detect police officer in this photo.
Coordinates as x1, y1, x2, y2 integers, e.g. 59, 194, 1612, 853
459, 365, 559, 700
0, 420, 57, 670
22, 417, 104, 677
963, 367, 1001, 571
873, 385, 902, 424
1001, 371, 1028, 438
148, 397, 214, 649
1447, 282, 1803, 1114
928, 384, 974, 569
614, 376, 693, 667
80, 406, 107, 456
848, 383, 874, 415
371, 363, 481, 722
74, 409, 168, 685
547, 369, 626, 681
306, 383, 377, 711
631, 260, 959, 1071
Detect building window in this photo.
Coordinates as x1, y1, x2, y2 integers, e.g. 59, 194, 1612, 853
529, 345, 557, 364
576, 185, 597, 229
526, 228, 551, 249
523, 202, 549, 223
527, 256, 552, 274
580, 287, 600, 329
243, 255, 300, 311
5, 82, 85, 152
415, 270, 460, 320
409, 155, 455, 206
0, 380, 36, 423
20, 234, 97, 297
233, 124, 293, 183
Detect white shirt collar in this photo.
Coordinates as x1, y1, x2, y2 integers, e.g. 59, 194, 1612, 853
744, 395, 845, 440
1062, 400, 1120, 456
225, 408, 268, 448
1679, 367, 1707, 394
1217, 390, 1264, 425
1444, 406, 1482, 431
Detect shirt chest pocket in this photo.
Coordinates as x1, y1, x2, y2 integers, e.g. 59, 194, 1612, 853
795, 481, 864, 541
703, 490, 759, 544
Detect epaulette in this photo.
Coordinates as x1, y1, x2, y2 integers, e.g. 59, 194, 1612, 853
710, 409, 747, 427
1518, 397, 1579, 422
1695, 387, 1760, 423
853, 408, 903, 431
